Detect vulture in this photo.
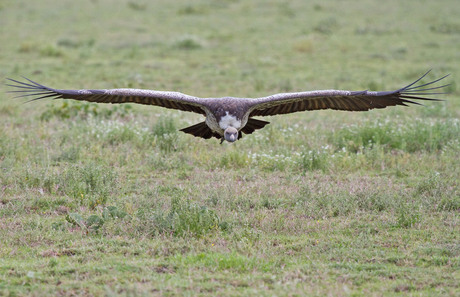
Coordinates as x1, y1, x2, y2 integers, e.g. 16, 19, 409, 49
7, 71, 448, 143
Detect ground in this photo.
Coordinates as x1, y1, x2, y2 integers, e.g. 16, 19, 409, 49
0, 0, 459, 296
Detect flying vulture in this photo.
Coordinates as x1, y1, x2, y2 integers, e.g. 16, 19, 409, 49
7, 71, 448, 143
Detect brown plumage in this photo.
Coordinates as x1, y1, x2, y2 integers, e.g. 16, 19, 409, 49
6, 71, 448, 143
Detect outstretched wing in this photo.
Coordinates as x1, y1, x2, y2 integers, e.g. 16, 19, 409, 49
249, 71, 449, 117
6, 78, 207, 115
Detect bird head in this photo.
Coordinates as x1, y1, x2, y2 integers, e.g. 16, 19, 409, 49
224, 127, 238, 142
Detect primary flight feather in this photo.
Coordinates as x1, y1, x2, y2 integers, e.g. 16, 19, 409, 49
7, 71, 449, 143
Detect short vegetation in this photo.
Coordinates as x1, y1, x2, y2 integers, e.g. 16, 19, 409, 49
0, 0, 459, 296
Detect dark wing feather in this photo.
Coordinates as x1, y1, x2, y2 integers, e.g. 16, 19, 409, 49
6, 78, 207, 115
180, 121, 221, 139
249, 71, 449, 117
241, 118, 270, 135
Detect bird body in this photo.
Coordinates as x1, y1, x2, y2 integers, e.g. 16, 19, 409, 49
7, 71, 448, 143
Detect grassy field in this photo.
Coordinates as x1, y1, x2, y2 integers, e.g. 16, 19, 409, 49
0, 0, 459, 296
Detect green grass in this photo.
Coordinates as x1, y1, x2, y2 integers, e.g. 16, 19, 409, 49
0, 0, 459, 296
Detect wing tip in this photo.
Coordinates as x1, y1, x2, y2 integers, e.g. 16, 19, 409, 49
6, 77, 62, 102
391, 71, 451, 104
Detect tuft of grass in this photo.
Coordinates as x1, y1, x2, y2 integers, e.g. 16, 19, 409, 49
430, 22, 460, 34
436, 195, 460, 212
395, 204, 421, 228
18, 42, 38, 53
138, 197, 222, 238
52, 146, 81, 163
313, 17, 339, 34
416, 172, 442, 196
177, 5, 208, 15
98, 121, 139, 145
293, 39, 315, 53
151, 116, 181, 153
63, 206, 127, 233
219, 150, 249, 168
300, 149, 329, 171
57, 38, 95, 48
62, 163, 117, 208
39, 45, 64, 57
173, 35, 204, 50
152, 116, 176, 136
127, 2, 147, 11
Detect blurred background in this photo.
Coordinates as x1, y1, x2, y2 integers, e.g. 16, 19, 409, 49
1, 0, 458, 99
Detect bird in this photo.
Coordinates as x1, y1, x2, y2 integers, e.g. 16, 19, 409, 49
6, 71, 448, 143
